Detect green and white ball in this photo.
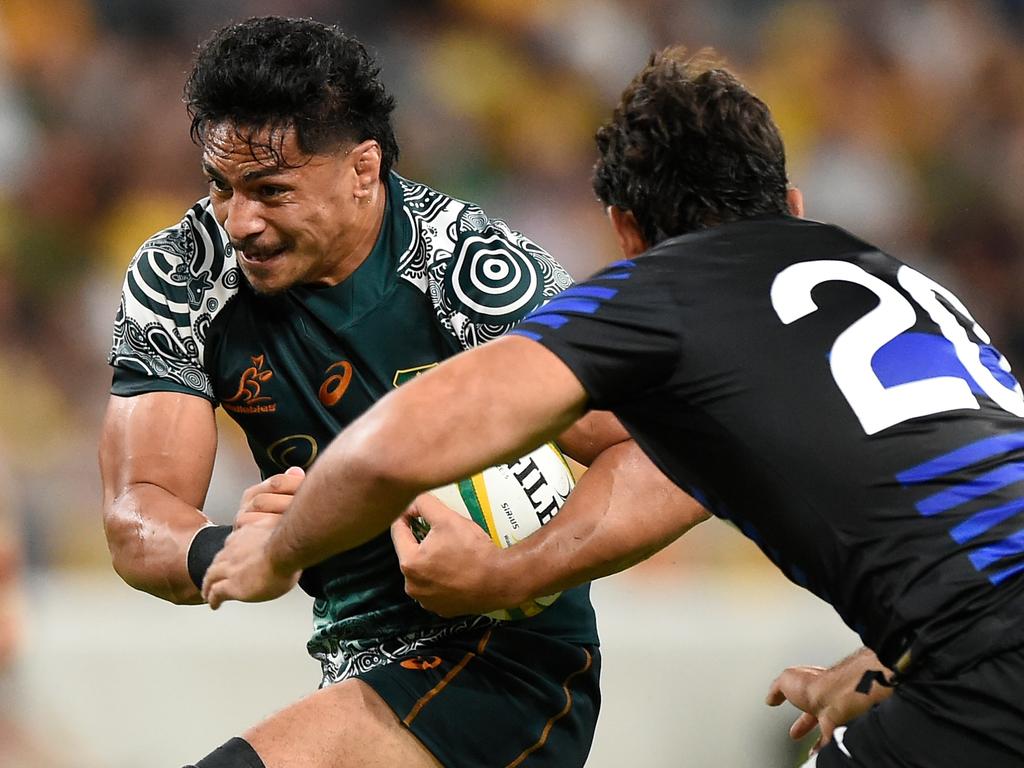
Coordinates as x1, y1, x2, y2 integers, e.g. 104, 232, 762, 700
424, 442, 575, 621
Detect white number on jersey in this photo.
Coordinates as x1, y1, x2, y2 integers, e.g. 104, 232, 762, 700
770, 260, 1024, 435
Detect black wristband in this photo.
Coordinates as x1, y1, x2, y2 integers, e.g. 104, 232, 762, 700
187, 524, 233, 589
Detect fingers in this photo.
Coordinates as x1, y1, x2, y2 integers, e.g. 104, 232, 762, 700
766, 666, 825, 705
765, 674, 788, 706
205, 582, 226, 610
816, 717, 838, 745
201, 561, 224, 608
765, 667, 806, 705
789, 711, 819, 740
415, 492, 463, 524
391, 515, 420, 565
236, 467, 307, 526
242, 468, 306, 503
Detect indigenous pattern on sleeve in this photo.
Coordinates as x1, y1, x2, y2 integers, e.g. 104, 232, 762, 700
108, 200, 239, 401
395, 176, 573, 350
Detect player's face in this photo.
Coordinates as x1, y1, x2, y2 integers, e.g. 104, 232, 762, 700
201, 123, 381, 294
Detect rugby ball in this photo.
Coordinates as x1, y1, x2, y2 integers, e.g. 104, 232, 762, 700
421, 442, 575, 621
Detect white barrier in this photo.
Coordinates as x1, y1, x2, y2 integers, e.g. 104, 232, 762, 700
12, 570, 858, 767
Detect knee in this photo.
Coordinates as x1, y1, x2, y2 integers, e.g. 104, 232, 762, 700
184, 737, 266, 768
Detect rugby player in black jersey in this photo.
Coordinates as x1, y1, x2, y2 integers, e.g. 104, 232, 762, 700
203, 47, 1024, 767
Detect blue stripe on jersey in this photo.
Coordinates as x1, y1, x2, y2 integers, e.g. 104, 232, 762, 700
554, 285, 619, 301
898, 433, 1024, 588
873, 333, 1020, 398
517, 265, 631, 339
915, 462, 1024, 516
873, 333, 978, 394
896, 431, 1024, 485
980, 344, 1021, 391
582, 259, 636, 282
950, 498, 1024, 544
530, 298, 602, 316
990, 560, 1024, 586
968, 528, 1024, 571
510, 329, 542, 342
521, 314, 570, 330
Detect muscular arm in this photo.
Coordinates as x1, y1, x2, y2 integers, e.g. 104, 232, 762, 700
542, 411, 709, 592
99, 392, 218, 604
396, 436, 708, 615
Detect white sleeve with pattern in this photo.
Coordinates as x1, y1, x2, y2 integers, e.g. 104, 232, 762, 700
107, 202, 239, 400
394, 177, 573, 351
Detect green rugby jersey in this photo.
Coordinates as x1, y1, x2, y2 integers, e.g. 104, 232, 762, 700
108, 172, 599, 681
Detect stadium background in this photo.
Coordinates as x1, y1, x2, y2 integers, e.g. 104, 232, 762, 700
1, 0, 1022, 765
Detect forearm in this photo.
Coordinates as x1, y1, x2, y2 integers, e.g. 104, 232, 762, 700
491, 439, 709, 605
103, 483, 212, 604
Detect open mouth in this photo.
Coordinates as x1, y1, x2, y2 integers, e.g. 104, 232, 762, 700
239, 246, 287, 264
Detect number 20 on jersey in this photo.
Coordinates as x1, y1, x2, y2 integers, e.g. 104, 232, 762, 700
771, 260, 1024, 435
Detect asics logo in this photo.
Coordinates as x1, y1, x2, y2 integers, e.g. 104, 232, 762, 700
319, 361, 353, 407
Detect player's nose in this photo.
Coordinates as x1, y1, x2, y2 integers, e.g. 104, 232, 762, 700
222, 195, 267, 243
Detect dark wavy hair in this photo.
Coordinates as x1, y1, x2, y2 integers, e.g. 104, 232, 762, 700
184, 16, 399, 176
593, 47, 789, 245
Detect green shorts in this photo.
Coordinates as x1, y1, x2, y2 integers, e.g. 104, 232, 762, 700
357, 623, 601, 768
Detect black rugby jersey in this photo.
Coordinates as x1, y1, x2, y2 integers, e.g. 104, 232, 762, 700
515, 214, 1024, 674
108, 172, 598, 676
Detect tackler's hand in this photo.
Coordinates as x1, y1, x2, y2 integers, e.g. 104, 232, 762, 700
201, 524, 300, 609
765, 648, 894, 754
391, 493, 509, 617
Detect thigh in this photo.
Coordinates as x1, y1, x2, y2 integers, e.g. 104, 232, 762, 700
358, 625, 601, 768
243, 677, 442, 768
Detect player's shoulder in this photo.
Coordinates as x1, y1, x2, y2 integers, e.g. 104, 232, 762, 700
123, 198, 242, 312
111, 200, 240, 395
394, 173, 566, 268
393, 174, 573, 347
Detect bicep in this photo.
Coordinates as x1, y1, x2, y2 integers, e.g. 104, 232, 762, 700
99, 391, 218, 509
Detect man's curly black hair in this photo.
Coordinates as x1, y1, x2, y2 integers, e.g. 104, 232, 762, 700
593, 47, 789, 245
184, 16, 399, 176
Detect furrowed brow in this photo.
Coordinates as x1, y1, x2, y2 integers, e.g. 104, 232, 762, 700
242, 166, 287, 182
201, 161, 225, 180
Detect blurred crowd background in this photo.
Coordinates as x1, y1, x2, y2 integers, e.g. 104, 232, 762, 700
0, 0, 1023, 765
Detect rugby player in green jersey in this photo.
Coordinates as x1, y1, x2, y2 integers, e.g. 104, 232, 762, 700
98, 16, 705, 768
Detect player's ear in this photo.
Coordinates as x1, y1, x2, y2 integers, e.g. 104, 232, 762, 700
606, 206, 649, 259
350, 140, 382, 199
786, 186, 804, 218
